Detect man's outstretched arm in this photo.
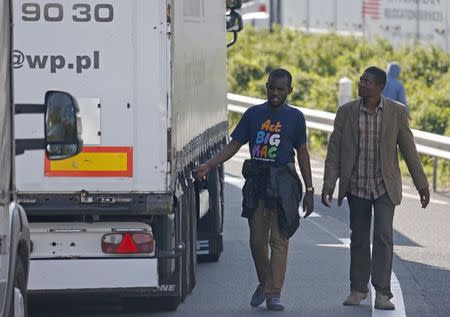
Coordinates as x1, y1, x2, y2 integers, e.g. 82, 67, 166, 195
195, 139, 242, 178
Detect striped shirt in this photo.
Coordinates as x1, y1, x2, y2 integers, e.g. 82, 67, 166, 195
350, 98, 386, 200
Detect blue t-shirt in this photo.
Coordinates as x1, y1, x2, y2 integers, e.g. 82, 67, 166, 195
230, 102, 307, 166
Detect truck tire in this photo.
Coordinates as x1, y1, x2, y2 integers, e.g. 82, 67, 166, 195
198, 166, 223, 262
121, 257, 182, 311
188, 182, 197, 290
201, 251, 221, 262
159, 295, 181, 311
9, 258, 27, 317
218, 163, 225, 231
181, 190, 191, 301
122, 200, 184, 312
123, 295, 180, 312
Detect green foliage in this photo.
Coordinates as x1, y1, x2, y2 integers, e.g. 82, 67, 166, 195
227, 26, 450, 187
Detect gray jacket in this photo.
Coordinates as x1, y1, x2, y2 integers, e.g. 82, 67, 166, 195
323, 97, 428, 206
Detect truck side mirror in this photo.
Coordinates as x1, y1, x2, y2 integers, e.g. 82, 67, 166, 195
15, 91, 83, 158
44, 91, 83, 160
226, 0, 242, 10
226, 9, 243, 48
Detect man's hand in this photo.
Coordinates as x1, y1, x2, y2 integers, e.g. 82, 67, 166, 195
303, 191, 315, 218
193, 140, 242, 180
321, 190, 333, 208
194, 162, 211, 179
418, 187, 430, 209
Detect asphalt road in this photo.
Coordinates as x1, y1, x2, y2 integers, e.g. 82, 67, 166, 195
30, 148, 450, 317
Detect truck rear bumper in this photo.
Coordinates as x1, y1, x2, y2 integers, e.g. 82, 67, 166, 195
18, 193, 172, 216
28, 258, 158, 291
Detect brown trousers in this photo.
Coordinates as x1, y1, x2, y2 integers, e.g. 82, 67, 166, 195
249, 200, 289, 296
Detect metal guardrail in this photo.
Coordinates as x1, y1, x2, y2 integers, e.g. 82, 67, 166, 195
227, 93, 450, 192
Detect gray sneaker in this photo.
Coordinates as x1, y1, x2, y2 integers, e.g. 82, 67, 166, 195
266, 295, 284, 311
342, 291, 368, 306
374, 292, 395, 310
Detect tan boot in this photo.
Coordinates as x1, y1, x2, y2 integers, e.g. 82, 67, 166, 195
374, 292, 395, 310
342, 291, 368, 306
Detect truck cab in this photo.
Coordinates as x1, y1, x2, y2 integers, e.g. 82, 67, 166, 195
0, 1, 83, 316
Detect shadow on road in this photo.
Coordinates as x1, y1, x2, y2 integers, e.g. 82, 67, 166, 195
395, 256, 450, 317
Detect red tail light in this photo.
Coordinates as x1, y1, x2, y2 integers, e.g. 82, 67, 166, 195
258, 4, 267, 12
102, 232, 155, 254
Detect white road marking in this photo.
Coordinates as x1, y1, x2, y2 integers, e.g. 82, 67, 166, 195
225, 175, 322, 221
308, 221, 407, 317
371, 273, 406, 317
224, 175, 245, 187
338, 238, 351, 245
230, 156, 246, 163
230, 158, 448, 206
402, 192, 448, 206
299, 206, 321, 218
229, 157, 325, 179
234, 147, 448, 203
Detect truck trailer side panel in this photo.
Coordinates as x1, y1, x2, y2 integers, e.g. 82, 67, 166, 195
171, 0, 228, 169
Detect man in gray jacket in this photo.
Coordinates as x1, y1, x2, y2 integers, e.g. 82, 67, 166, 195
322, 66, 430, 310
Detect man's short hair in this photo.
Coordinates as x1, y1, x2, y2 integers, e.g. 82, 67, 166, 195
268, 68, 292, 87
364, 66, 387, 87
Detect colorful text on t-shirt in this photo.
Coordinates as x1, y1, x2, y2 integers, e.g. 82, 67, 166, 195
252, 119, 282, 162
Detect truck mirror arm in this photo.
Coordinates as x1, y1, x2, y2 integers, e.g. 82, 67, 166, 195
15, 139, 46, 155
15, 103, 47, 155
15, 104, 45, 114
227, 31, 238, 48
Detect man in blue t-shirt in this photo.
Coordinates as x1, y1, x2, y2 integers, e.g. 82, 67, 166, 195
195, 69, 314, 311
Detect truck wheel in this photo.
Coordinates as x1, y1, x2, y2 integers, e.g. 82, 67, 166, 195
218, 163, 225, 231
121, 206, 183, 311
142, 199, 182, 311
199, 166, 221, 233
181, 191, 191, 301
201, 253, 220, 262
122, 295, 180, 312
9, 258, 27, 317
188, 183, 197, 290
198, 166, 222, 262
159, 295, 181, 311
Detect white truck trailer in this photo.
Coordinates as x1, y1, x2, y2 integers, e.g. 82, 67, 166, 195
1, 2, 83, 316
13, 0, 242, 310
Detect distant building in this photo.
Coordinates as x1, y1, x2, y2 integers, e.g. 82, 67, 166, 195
274, 0, 449, 52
